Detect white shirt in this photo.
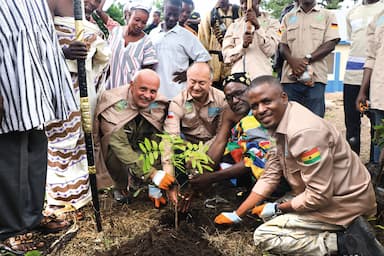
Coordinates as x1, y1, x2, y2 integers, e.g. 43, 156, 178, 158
149, 24, 210, 99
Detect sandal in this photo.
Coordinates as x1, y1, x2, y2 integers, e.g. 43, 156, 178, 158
37, 216, 71, 234
4, 232, 44, 253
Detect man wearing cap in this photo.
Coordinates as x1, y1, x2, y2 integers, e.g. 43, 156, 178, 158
94, 69, 175, 207
149, 0, 210, 100
280, 0, 340, 117
222, 0, 280, 80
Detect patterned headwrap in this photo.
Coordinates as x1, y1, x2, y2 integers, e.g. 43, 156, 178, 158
223, 72, 251, 87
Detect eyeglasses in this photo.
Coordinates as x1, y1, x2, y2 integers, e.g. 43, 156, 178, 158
225, 88, 247, 102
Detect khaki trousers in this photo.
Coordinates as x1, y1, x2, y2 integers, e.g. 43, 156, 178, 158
254, 213, 343, 256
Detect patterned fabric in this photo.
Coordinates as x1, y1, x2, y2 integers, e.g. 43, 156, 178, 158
45, 17, 109, 210
0, 0, 78, 134
106, 26, 158, 90
223, 72, 251, 87
224, 114, 270, 179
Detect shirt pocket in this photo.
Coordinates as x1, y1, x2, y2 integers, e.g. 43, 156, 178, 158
375, 25, 384, 48
181, 113, 200, 130
310, 23, 325, 44
287, 24, 299, 42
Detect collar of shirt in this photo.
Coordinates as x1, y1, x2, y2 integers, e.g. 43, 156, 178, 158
158, 22, 183, 34
296, 5, 321, 14
186, 87, 215, 106
274, 102, 293, 136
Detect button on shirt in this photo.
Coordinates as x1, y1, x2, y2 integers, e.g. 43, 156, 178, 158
149, 24, 211, 99
280, 6, 340, 84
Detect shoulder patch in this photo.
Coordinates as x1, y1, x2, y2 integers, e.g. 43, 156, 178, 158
208, 107, 221, 117
289, 16, 297, 25
184, 101, 193, 114
114, 100, 128, 111
300, 147, 321, 165
376, 15, 384, 27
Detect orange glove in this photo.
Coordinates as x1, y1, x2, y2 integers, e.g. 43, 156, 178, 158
252, 203, 280, 219
148, 185, 167, 209
214, 211, 242, 225
152, 170, 176, 190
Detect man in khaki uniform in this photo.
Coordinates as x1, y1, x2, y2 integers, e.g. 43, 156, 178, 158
214, 76, 381, 255
162, 62, 226, 174
94, 69, 175, 206
222, 0, 280, 80
357, 10, 384, 165
198, 0, 241, 89
280, 0, 340, 117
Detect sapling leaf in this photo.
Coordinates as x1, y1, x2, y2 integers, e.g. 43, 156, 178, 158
139, 143, 147, 154
144, 138, 152, 151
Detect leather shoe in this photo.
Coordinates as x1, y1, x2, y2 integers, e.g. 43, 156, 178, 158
337, 216, 384, 256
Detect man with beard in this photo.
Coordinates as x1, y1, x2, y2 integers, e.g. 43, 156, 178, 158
149, 0, 210, 100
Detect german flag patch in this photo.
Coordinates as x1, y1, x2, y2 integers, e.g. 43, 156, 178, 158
300, 147, 321, 165
331, 23, 338, 29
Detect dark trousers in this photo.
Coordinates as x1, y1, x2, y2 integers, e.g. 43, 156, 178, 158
343, 84, 361, 154
283, 82, 326, 118
0, 130, 47, 240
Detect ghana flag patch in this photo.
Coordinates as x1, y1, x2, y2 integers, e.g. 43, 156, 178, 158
301, 147, 321, 164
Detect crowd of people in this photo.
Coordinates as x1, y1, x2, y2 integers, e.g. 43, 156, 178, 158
1, 0, 384, 255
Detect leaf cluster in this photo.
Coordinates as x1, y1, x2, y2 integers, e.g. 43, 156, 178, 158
138, 134, 214, 175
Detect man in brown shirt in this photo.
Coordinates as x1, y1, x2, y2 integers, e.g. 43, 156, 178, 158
280, 0, 340, 117
94, 69, 175, 206
215, 76, 381, 255
162, 62, 227, 172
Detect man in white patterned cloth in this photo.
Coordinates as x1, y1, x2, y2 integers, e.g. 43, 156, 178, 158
0, 0, 78, 253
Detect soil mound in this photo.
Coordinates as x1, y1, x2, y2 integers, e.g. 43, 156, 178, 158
95, 222, 222, 256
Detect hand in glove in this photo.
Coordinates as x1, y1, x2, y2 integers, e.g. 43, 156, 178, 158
148, 185, 166, 209
152, 170, 176, 190
214, 211, 242, 225
252, 203, 281, 219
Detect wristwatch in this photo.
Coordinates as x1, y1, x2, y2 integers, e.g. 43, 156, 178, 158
305, 54, 312, 63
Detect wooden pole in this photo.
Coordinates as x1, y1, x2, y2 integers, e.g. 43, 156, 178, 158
73, 0, 102, 232
246, 0, 254, 33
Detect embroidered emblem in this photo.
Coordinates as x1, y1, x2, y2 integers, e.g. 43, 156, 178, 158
184, 101, 193, 114
300, 147, 321, 165
114, 100, 128, 111
289, 16, 297, 25
208, 107, 221, 117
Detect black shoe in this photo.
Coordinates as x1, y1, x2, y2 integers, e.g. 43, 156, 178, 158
337, 216, 384, 256
113, 189, 131, 204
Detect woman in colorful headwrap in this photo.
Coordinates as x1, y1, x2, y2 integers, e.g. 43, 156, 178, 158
190, 72, 270, 189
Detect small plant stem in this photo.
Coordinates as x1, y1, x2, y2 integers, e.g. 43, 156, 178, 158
175, 201, 179, 231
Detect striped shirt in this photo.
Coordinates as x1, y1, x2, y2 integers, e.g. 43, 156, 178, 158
0, 0, 78, 134
106, 26, 158, 90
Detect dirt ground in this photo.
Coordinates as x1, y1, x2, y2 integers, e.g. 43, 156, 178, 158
37, 92, 383, 256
